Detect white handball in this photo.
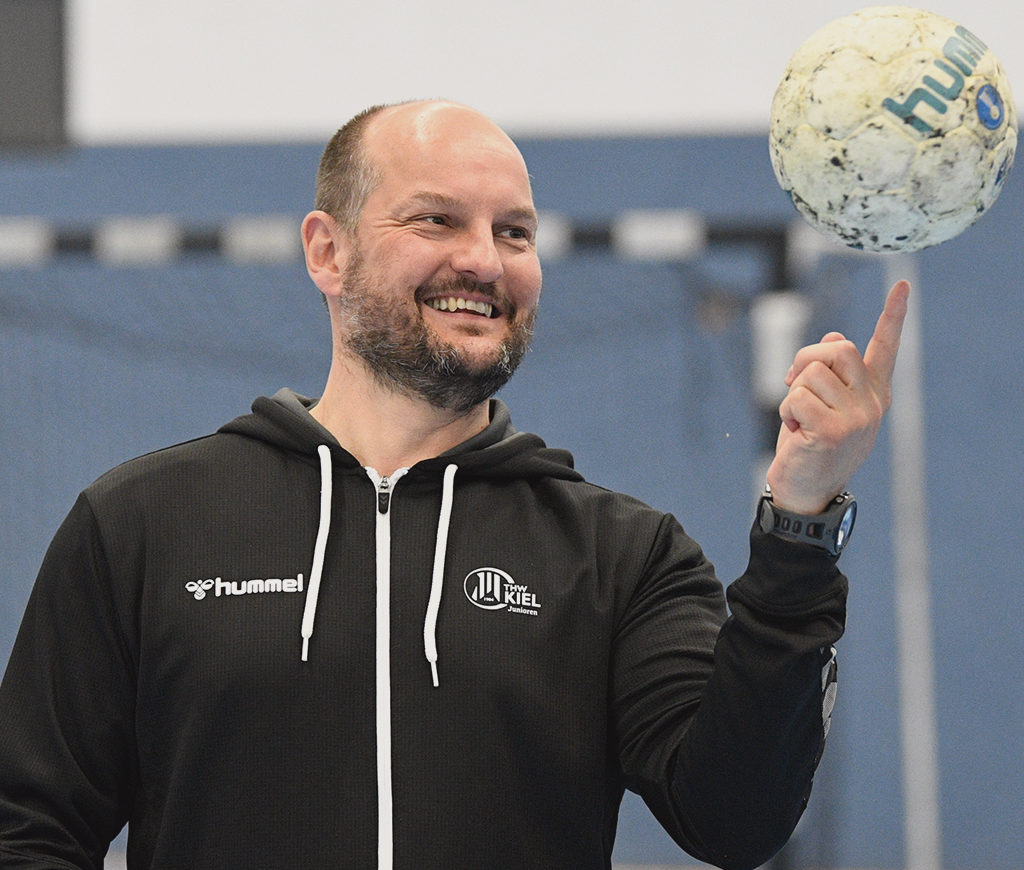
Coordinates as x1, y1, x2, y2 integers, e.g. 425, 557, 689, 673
769, 6, 1017, 253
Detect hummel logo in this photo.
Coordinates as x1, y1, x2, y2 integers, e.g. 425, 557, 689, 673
185, 574, 305, 600
186, 579, 215, 600
463, 568, 541, 616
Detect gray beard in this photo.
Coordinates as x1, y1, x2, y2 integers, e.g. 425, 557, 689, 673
336, 253, 536, 414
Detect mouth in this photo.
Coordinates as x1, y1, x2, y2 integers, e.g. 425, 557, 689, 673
424, 295, 501, 319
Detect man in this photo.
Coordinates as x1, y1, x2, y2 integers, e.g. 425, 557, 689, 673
0, 100, 907, 869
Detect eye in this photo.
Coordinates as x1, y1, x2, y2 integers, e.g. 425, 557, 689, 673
499, 226, 534, 243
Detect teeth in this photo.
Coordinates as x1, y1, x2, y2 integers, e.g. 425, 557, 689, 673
428, 297, 494, 317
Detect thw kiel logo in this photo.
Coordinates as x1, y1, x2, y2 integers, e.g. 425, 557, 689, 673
186, 574, 305, 600
463, 568, 541, 616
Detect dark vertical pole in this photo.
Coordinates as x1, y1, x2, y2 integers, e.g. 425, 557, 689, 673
0, 0, 66, 148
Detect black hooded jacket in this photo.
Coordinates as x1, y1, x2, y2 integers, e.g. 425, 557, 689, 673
0, 389, 846, 870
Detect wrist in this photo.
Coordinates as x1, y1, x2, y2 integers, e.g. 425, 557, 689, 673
757, 484, 857, 555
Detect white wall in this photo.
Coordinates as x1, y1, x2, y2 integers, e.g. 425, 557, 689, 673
68, 0, 1024, 143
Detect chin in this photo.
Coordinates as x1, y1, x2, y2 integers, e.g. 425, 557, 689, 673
433, 325, 502, 354
461, 338, 513, 366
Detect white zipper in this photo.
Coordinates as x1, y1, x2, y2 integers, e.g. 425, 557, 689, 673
365, 466, 407, 870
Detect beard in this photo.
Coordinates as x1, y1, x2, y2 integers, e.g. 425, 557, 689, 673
335, 249, 537, 414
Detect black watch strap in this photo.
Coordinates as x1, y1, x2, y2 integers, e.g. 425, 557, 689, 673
757, 487, 857, 555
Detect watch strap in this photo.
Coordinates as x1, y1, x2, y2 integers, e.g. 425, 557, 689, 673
758, 489, 857, 555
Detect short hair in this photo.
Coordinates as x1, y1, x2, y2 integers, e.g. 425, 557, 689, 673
314, 102, 397, 233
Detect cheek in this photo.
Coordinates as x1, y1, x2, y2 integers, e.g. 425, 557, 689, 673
510, 258, 543, 308
365, 236, 444, 284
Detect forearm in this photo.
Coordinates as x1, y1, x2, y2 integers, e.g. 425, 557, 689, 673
668, 526, 846, 869
615, 520, 845, 870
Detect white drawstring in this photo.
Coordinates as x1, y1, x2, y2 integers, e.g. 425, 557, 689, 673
301, 445, 333, 661
299, 449, 455, 681
424, 464, 458, 687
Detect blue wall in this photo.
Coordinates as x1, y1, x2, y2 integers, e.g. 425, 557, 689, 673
2, 134, 1022, 868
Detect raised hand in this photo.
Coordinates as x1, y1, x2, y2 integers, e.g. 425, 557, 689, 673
765, 280, 910, 514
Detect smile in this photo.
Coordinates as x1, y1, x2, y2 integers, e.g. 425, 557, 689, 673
426, 297, 497, 318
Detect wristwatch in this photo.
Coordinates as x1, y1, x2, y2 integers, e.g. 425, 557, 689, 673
757, 485, 857, 555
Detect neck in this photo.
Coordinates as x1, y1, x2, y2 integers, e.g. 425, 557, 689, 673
311, 355, 490, 476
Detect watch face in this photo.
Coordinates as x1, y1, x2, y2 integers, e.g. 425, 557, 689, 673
836, 502, 857, 550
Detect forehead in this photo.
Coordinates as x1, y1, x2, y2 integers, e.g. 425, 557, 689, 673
363, 104, 536, 213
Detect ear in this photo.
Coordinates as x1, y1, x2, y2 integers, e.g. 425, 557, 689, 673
301, 210, 350, 299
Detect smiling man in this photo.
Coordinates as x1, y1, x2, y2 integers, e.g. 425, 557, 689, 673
305, 101, 541, 438
0, 99, 908, 870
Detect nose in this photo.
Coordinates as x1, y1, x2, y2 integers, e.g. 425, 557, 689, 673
449, 225, 503, 284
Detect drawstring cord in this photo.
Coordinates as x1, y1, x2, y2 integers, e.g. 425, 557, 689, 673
301, 445, 333, 661
424, 464, 458, 687
299, 448, 457, 687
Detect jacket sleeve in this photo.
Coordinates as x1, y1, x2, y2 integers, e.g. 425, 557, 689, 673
0, 493, 137, 869
613, 515, 846, 870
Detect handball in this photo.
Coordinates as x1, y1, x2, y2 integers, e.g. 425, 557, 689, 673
768, 6, 1017, 253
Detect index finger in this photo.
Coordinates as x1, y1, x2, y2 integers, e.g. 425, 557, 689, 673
863, 280, 911, 385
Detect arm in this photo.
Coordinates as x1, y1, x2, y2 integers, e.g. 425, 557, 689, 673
614, 515, 844, 870
616, 284, 908, 869
0, 494, 136, 869
664, 527, 846, 869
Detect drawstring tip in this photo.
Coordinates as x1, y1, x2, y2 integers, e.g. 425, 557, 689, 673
430, 661, 439, 688
301, 637, 310, 662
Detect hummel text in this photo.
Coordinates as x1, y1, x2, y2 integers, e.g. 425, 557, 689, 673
186, 574, 305, 600
216, 574, 304, 596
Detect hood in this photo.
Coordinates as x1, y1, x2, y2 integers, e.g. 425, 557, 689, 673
218, 388, 583, 484
215, 388, 582, 682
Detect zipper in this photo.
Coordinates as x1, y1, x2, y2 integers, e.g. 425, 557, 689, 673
377, 475, 393, 513
365, 466, 407, 870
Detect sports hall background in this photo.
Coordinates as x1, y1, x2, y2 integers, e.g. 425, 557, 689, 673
1, 2, 1022, 868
